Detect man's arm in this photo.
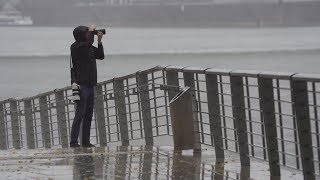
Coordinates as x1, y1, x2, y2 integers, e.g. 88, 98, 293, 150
94, 31, 105, 60
70, 46, 80, 84
94, 43, 105, 60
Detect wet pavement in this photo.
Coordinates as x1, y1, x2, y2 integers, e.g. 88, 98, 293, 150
0, 146, 304, 179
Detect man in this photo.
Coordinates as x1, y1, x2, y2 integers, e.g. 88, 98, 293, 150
70, 25, 105, 147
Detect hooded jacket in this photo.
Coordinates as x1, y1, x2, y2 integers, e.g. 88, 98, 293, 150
70, 26, 104, 86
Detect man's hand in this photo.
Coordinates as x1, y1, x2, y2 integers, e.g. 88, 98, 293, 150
88, 24, 96, 32
97, 31, 103, 44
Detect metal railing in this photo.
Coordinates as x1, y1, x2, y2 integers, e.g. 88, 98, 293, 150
1, 65, 320, 179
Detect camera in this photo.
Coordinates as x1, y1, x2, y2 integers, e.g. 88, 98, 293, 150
94, 29, 106, 35
72, 83, 80, 102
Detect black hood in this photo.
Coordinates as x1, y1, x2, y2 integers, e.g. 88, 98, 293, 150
73, 26, 88, 42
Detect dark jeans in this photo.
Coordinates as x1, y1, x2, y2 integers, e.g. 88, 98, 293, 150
70, 84, 95, 145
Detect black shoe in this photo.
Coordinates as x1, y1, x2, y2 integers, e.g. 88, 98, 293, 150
70, 143, 81, 148
82, 143, 95, 147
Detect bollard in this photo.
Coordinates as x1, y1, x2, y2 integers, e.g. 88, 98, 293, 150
0, 102, 7, 150
170, 87, 197, 151
24, 99, 35, 149
114, 79, 129, 146
94, 85, 108, 146
137, 72, 154, 146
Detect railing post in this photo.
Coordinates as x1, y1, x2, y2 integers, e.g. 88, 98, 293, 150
292, 79, 315, 180
137, 72, 154, 146
114, 79, 129, 146
39, 95, 51, 148
0, 102, 7, 150
54, 90, 69, 148
10, 99, 21, 149
183, 71, 201, 151
94, 84, 108, 146
230, 75, 250, 166
166, 70, 179, 101
258, 77, 281, 177
24, 99, 35, 149
205, 73, 225, 161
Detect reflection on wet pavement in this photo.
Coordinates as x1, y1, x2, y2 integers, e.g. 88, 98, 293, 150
0, 146, 303, 179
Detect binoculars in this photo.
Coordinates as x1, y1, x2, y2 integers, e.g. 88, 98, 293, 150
94, 29, 106, 35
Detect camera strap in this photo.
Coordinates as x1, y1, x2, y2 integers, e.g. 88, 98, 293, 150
70, 55, 73, 69
70, 55, 75, 85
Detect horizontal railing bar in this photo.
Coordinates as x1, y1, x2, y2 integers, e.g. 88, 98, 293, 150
248, 144, 268, 150
246, 131, 265, 137
312, 146, 320, 150
105, 122, 120, 126
307, 90, 320, 94
311, 132, 320, 136
201, 132, 240, 143
274, 112, 295, 117
273, 87, 292, 91
308, 104, 320, 108
273, 99, 294, 104
276, 138, 299, 145
276, 125, 298, 131
276, 151, 301, 158
106, 131, 121, 135
127, 125, 170, 133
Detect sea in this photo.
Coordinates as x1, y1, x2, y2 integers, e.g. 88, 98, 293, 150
0, 26, 320, 100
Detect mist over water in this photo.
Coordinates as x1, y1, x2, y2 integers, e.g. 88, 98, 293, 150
1, 26, 320, 57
